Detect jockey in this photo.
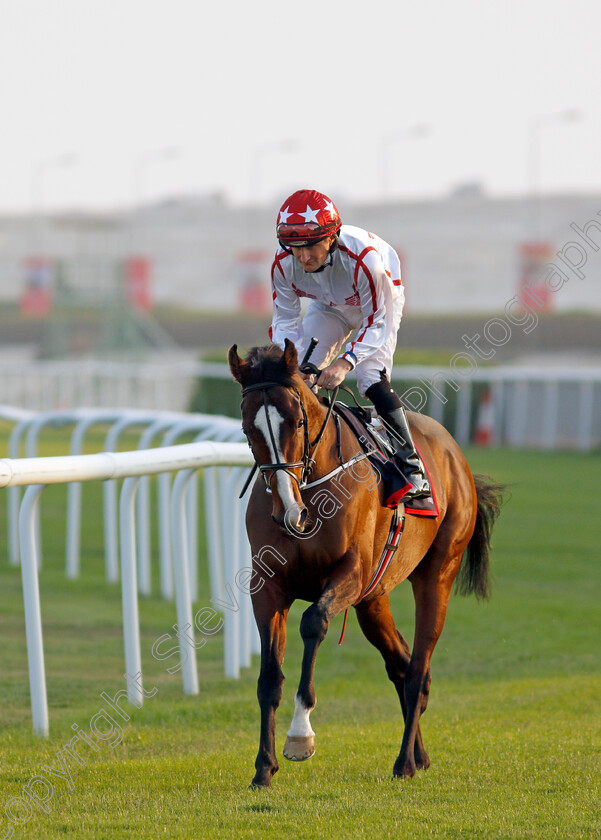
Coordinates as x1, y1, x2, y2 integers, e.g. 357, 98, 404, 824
269, 187, 430, 507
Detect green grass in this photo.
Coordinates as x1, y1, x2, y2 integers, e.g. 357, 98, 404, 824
1, 442, 600, 839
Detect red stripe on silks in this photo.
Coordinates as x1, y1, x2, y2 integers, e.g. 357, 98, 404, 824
354, 246, 378, 315
338, 608, 349, 645
392, 278, 402, 286
270, 252, 291, 324
270, 250, 289, 286
348, 327, 366, 356
338, 243, 379, 357
268, 326, 273, 340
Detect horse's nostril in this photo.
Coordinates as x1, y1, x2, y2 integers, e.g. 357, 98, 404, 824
299, 507, 308, 526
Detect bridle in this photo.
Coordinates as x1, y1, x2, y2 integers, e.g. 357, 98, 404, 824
240, 379, 337, 494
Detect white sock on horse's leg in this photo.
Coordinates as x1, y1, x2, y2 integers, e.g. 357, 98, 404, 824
287, 693, 315, 737
283, 694, 316, 761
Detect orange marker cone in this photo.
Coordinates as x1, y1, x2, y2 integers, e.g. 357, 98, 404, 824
474, 388, 495, 447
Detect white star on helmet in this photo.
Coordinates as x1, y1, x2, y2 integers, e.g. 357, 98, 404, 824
278, 206, 292, 224
301, 205, 320, 224
323, 200, 335, 215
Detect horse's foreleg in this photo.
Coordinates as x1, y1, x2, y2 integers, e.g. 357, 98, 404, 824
251, 595, 289, 788
284, 551, 362, 762
283, 691, 317, 761
355, 593, 430, 771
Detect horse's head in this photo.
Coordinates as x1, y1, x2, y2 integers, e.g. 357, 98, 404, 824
229, 339, 312, 534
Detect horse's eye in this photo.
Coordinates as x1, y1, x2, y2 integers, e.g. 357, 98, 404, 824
297, 418, 305, 428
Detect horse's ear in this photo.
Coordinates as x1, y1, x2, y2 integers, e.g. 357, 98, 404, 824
228, 344, 250, 386
283, 338, 298, 373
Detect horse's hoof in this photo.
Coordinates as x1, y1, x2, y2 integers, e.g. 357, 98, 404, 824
283, 735, 315, 761
249, 781, 270, 791
393, 758, 416, 779
414, 752, 431, 772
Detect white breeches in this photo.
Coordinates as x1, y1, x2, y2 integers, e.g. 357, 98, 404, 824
299, 301, 403, 396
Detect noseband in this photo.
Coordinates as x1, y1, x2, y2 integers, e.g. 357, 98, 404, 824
241, 380, 333, 493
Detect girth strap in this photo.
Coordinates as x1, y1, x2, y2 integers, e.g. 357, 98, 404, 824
339, 505, 405, 645
363, 505, 405, 597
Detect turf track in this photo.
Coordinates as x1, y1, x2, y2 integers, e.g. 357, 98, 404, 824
0, 438, 600, 839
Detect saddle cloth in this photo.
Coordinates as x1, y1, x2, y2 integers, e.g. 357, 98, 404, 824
332, 402, 439, 518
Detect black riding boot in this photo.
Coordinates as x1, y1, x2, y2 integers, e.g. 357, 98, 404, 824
365, 377, 431, 508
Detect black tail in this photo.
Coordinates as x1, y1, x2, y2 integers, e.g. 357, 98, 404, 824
454, 474, 505, 600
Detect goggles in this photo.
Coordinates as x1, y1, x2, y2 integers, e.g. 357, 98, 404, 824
277, 222, 335, 248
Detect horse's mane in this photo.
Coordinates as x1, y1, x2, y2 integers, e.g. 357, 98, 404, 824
243, 344, 298, 388
238, 343, 329, 411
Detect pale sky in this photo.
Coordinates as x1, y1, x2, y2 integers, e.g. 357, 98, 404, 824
1, 0, 600, 213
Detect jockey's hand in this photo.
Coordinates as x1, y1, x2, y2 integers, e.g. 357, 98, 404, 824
316, 358, 353, 390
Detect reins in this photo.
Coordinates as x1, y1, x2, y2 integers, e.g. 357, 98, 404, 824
239, 378, 371, 499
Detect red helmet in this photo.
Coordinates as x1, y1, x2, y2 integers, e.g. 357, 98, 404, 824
276, 189, 341, 248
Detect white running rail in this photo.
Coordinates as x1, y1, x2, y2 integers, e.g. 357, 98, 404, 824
0, 441, 254, 737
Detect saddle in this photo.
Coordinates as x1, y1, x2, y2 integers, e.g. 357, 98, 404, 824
332, 401, 438, 517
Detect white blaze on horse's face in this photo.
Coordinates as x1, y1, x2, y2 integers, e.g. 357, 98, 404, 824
253, 403, 306, 531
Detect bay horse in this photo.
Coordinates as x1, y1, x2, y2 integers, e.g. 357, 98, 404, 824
228, 339, 503, 789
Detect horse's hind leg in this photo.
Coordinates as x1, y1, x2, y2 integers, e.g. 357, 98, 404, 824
393, 546, 464, 779
355, 593, 430, 771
